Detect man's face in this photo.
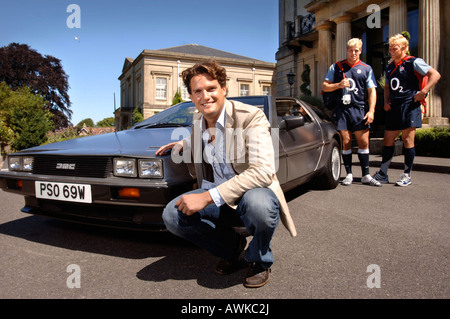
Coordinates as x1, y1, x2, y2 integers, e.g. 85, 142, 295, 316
389, 44, 405, 60
189, 73, 227, 123
346, 46, 361, 64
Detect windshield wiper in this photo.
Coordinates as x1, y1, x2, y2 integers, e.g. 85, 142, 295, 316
134, 123, 191, 129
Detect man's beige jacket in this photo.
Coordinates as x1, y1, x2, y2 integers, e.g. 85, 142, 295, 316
188, 99, 297, 237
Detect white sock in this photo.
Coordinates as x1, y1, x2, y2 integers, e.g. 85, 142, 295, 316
344, 173, 353, 181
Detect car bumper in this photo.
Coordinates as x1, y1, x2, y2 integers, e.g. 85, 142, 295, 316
0, 172, 195, 231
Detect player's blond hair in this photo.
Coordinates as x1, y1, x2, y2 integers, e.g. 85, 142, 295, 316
389, 34, 409, 52
347, 38, 363, 51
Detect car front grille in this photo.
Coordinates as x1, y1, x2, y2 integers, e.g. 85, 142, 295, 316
32, 155, 111, 178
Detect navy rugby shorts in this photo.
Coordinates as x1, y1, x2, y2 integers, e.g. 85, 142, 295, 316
385, 100, 422, 131
333, 105, 370, 132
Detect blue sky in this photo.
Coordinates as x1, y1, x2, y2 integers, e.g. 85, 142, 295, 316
0, 0, 279, 126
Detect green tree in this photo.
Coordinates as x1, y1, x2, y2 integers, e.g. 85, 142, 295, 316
172, 88, 183, 105
0, 82, 54, 151
401, 31, 411, 55
0, 116, 13, 144
97, 117, 115, 127
133, 107, 143, 124
10, 106, 54, 150
0, 115, 14, 158
76, 118, 95, 127
0, 43, 71, 129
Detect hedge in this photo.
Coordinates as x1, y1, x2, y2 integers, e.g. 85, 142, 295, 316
415, 127, 450, 158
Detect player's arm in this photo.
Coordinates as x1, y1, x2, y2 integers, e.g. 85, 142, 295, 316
414, 67, 441, 102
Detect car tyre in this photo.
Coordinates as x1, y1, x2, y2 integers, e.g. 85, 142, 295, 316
314, 138, 341, 189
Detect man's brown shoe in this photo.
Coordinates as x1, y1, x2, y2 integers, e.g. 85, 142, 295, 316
244, 263, 271, 288
215, 234, 247, 275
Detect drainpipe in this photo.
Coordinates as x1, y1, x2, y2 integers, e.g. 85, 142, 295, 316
252, 67, 255, 95
177, 60, 180, 90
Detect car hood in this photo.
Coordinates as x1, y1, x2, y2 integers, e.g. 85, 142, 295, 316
14, 127, 191, 157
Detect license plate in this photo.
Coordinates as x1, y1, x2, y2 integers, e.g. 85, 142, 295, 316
35, 181, 92, 203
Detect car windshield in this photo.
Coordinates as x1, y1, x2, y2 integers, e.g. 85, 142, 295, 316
133, 96, 268, 130
133, 102, 196, 129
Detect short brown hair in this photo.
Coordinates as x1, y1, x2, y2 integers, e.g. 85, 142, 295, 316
182, 60, 227, 94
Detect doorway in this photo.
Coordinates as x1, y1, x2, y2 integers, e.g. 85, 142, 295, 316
351, 2, 420, 137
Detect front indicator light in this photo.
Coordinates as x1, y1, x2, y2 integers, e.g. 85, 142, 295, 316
118, 188, 140, 199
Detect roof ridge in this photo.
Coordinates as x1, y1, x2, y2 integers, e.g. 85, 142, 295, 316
155, 44, 266, 62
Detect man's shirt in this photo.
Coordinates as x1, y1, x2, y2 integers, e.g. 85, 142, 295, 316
199, 103, 236, 207
325, 60, 377, 108
385, 56, 431, 103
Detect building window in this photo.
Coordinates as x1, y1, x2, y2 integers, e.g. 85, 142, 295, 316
127, 78, 132, 108
137, 76, 142, 103
156, 77, 167, 100
121, 85, 125, 108
182, 83, 190, 101
262, 85, 271, 95
240, 83, 250, 96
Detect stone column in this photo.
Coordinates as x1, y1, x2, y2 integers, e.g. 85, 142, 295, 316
419, 0, 443, 121
315, 20, 334, 86
332, 14, 353, 61
389, 0, 408, 37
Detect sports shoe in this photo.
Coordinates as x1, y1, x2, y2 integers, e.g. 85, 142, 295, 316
361, 175, 382, 187
341, 174, 353, 186
372, 170, 389, 184
396, 173, 412, 187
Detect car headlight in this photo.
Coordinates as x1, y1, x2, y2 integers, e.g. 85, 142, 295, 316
8, 156, 33, 172
8, 156, 22, 171
23, 156, 34, 171
138, 159, 163, 178
113, 158, 137, 177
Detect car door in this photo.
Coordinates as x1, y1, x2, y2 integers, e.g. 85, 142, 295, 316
276, 99, 324, 182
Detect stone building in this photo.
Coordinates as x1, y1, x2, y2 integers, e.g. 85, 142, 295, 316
277, 0, 449, 129
116, 44, 276, 130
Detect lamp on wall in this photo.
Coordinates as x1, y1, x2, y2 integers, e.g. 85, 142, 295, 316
287, 69, 296, 97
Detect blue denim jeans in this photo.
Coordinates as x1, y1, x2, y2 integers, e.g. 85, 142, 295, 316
162, 187, 280, 269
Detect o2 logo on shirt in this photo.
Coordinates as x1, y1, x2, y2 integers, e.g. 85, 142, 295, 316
390, 77, 404, 93
347, 78, 359, 95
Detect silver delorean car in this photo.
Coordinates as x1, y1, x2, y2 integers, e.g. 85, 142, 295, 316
0, 96, 341, 230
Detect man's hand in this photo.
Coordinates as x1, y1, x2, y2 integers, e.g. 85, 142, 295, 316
155, 140, 183, 156
363, 110, 375, 125
384, 103, 391, 112
414, 90, 428, 102
339, 79, 351, 89
176, 191, 214, 216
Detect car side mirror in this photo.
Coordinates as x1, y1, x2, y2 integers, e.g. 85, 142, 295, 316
279, 115, 305, 131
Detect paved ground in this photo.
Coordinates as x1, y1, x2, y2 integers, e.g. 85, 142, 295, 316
367, 154, 450, 174
0, 154, 448, 309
